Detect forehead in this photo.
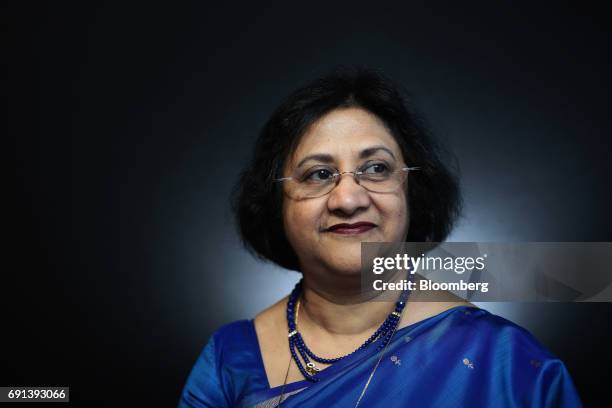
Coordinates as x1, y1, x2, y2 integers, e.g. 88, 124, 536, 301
288, 107, 403, 167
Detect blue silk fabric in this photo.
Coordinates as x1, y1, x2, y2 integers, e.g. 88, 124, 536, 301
179, 306, 582, 407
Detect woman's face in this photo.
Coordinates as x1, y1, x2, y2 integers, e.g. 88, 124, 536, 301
282, 107, 410, 276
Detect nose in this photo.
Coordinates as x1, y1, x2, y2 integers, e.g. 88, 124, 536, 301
326, 173, 371, 215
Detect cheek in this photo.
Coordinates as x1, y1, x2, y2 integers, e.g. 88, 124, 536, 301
380, 195, 409, 236
283, 202, 322, 245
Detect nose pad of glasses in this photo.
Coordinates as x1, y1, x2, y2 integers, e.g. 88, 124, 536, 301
332, 172, 364, 190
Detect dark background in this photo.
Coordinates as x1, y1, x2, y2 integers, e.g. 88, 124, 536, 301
6, 1, 612, 406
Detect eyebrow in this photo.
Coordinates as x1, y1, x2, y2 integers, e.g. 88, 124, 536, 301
295, 145, 397, 168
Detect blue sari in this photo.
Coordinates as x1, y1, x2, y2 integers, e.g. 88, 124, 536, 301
179, 306, 582, 407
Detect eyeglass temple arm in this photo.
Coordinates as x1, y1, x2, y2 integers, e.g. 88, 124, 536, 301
401, 166, 421, 171
273, 176, 293, 182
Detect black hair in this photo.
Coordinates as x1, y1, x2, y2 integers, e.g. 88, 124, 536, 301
230, 66, 462, 272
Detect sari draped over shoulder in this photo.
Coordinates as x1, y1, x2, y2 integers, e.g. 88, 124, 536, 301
179, 306, 582, 407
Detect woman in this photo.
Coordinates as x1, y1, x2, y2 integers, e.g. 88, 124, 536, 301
179, 68, 581, 407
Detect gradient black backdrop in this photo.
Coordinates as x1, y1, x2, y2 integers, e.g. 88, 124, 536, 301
6, 1, 612, 406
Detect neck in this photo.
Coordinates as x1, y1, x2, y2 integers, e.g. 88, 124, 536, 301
299, 273, 404, 336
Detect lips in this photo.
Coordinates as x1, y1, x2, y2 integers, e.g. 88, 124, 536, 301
325, 221, 377, 234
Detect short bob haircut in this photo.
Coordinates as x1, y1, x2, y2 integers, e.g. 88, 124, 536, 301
231, 67, 462, 272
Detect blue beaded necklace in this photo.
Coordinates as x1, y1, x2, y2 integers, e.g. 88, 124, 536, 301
286, 279, 411, 382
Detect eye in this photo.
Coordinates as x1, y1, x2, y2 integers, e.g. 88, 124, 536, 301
362, 162, 390, 174
303, 167, 335, 182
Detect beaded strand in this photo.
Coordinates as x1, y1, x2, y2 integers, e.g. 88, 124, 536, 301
286, 279, 411, 382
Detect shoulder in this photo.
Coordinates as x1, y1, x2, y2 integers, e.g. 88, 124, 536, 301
179, 319, 265, 408
210, 319, 255, 346
442, 307, 582, 406
191, 319, 258, 364
445, 306, 558, 358
460, 307, 554, 354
